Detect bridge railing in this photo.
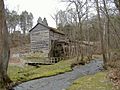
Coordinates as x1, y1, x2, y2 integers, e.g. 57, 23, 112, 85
49, 57, 64, 64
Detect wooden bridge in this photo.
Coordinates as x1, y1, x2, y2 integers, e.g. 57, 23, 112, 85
25, 57, 64, 66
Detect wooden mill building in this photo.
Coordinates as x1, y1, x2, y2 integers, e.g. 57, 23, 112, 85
29, 18, 95, 60
29, 19, 68, 57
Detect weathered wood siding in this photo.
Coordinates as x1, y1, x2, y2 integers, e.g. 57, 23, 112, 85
30, 23, 66, 57
49, 31, 64, 41
49, 30, 65, 50
30, 24, 50, 55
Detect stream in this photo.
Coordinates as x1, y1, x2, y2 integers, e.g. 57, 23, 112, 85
14, 59, 103, 90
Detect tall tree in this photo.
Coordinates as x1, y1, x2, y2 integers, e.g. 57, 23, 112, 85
64, 0, 89, 60
27, 12, 33, 30
0, 0, 11, 89
5, 10, 19, 33
10, 10, 19, 32
20, 11, 33, 35
95, 0, 107, 67
20, 11, 28, 35
37, 17, 42, 23
102, 0, 111, 61
43, 17, 48, 26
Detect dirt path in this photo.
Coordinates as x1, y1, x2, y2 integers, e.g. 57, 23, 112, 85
14, 59, 103, 90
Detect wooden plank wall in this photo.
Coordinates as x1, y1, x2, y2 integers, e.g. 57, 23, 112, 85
30, 24, 50, 56
30, 23, 66, 58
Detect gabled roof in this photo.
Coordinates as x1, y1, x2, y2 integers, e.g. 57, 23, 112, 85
29, 23, 65, 35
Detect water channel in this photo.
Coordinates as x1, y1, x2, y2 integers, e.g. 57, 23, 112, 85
14, 59, 103, 90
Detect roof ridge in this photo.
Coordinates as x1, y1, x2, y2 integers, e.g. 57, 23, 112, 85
29, 23, 64, 35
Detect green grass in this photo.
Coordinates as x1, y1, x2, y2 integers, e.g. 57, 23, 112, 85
8, 56, 98, 84
7, 58, 74, 83
67, 72, 113, 90
23, 52, 47, 62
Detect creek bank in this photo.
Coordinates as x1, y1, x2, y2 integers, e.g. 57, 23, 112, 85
67, 72, 112, 90
13, 59, 103, 90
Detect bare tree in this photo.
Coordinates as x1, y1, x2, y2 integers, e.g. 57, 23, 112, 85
62, 0, 89, 61
0, 0, 11, 89
94, 0, 107, 67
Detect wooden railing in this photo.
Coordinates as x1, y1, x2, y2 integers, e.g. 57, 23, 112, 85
48, 57, 64, 64
25, 57, 65, 66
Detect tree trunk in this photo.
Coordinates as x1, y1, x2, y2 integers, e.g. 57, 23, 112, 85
95, 0, 107, 67
0, 0, 11, 89
102, 0, 111, 61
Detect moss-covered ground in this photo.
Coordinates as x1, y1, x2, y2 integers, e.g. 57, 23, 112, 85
8, 58, 74, 83
67, 72, 113, 90
8, 54, 105, 87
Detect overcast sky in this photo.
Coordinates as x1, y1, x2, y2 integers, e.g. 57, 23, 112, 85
4, 0, 67, 28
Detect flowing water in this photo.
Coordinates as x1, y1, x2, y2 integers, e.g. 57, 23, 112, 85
14, 59, 103, 90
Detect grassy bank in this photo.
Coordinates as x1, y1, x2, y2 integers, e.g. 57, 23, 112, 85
8, 58, 74, 83
67, 72, 113, 90
8, 54, 101, 84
